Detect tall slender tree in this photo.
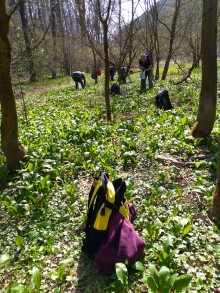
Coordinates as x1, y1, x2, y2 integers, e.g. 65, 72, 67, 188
151, 0, 160, 79
97, 0, 112, 121
0, 0, 26, 169
191, 0, 217, 138
76, 0, 113, 121
161, 0, 181, 80
109, 0, 138, 83
50, 0, 57, 79
19, 0, 37, 82
56, 1, 70, 75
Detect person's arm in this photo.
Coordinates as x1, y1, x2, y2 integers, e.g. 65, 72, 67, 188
146, 64, 153, 71
139, 60, 145, 70
146, 56, 153, 71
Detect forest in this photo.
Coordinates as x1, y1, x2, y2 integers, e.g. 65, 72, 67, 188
0, 0, 220, 292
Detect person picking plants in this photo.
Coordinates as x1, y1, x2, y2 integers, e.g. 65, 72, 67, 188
71, 71, 86, 90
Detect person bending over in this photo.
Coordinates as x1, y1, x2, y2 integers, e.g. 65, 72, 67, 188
72, 71, 86, 89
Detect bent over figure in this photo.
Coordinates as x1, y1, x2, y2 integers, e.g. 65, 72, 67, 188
72, 71, 86, 89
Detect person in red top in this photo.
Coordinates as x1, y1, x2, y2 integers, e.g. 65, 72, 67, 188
139, 53, 153, 92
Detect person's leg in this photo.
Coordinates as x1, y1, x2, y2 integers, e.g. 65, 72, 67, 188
75, 81, 78, 89
79, 78, 84, 89
141, 77, 146, 92
147, 70, 153, 89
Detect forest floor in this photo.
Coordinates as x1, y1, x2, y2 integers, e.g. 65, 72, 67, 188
14, 77, 74, 97
1, 73, 220, 292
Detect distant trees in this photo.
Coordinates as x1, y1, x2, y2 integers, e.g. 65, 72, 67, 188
50, 0, 57, 79
109, 0, 139, 83
97, 0, 112, 121
19, 0, 37, 82
161, 0, 181, 80
6, 0, 216, 82
135, 0, 205, 81
76, 0, 113, 121
150, 0, 160, 80
9, 0, 89, 80
76, 0, 141, 121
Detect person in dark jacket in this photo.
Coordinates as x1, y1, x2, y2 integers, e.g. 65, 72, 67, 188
109, 66, 116, 81
72, 71, 86, 89
91, 67, 98, 84
139, 53, 153, 92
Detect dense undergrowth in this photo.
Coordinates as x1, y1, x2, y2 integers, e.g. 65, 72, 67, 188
0, 68, 220, 292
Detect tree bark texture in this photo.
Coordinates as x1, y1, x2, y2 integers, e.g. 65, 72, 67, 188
152, 0, 160, 79
0, 0, 26, 169
97, 0, 111, 122
161, 0, 181, 80
56, 2, 70, 76
50, 0, 57, 79
19, 0, 36, 82
191, 0, 217, 138
103, 22, 111, 122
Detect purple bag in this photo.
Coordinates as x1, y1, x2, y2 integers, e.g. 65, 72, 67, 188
95, 204, 146, 274
82, 172, 145, 274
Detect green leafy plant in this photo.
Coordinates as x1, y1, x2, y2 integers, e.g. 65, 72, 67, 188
156, 235, 177, 267
145, 218, 162, 243
15, 235, 24, 248
143, 265, 192, 293
1, 67, 220, 292
116, 262, 128, 287
30, 266, 41, 293
171, 217, 192, 238
0, 253, 11, 265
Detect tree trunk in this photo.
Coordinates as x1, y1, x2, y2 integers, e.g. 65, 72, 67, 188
161, 0, 181, 80
56, 1, 70, 76
103, 21, 111, 122
152, 0, 160, 79
50, 0, 57, 79
92, 49, 98, 84
19, 0, 36, 82
0, 1, 26, 169
97, 0, 111, 122
191, 0, 217, 138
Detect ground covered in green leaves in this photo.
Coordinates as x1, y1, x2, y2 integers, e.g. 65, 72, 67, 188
0, 70, 220, 292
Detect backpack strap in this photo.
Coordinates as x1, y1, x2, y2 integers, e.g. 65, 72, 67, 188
119, 201, 130, 219
88, 179, 102, 210
93, 179, 115, 230
103, 195, 130, 220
